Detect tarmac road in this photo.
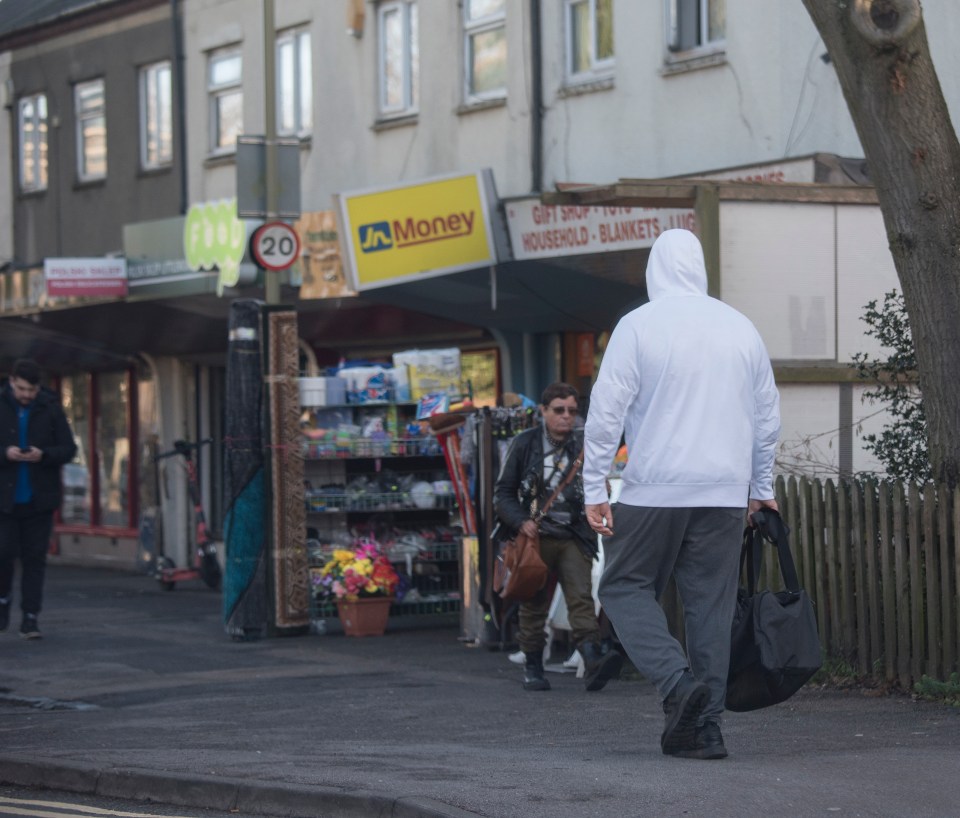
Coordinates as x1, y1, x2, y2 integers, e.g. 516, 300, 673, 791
1, 565, 958, 818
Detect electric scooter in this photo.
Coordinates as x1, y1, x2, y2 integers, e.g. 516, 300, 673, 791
154, 438, 222, 591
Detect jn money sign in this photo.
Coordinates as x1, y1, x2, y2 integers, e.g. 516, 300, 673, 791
336, 171, 497, 290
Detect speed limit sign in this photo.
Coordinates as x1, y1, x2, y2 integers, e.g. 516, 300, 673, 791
251, 221, 301, 272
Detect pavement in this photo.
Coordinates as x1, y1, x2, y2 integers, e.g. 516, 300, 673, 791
1, 565, 959, 818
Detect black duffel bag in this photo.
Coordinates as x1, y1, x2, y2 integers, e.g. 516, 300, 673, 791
726, 508, 822, 712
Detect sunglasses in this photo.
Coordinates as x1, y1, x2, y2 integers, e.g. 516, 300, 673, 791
548, 405, 578, 416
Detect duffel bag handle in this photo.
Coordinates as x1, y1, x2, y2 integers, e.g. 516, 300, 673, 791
748, 508, 802, 595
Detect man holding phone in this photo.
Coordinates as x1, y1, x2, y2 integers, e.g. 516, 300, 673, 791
0, 359, 78, 639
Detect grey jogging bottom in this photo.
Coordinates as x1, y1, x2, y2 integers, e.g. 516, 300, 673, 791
597, 504, 744, 722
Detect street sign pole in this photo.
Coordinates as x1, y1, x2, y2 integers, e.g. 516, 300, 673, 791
263, 0, 280, 305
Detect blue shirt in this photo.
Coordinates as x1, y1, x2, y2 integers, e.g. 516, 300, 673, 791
15, 404, 32, 504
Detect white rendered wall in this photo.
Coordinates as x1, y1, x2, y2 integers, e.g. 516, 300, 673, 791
181, 3, 960, 208
720, 200, 904, 365
837, 205, 900, 361
776, 384, 891, 479
777, 384, 841, 477
184, 0, 530, 210
720, 201, 837, 361
851, 383, 890, 477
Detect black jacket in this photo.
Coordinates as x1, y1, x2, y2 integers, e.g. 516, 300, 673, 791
493, 426, 597, 558
0, 384, 78, 514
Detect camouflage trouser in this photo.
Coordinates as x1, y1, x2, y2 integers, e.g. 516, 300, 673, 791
517, 535, 598, 653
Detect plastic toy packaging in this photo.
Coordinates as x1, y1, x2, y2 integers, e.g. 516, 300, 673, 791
416, 392, 449, 420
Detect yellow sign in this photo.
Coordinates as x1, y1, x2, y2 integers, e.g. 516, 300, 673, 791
336, 171, 497, 290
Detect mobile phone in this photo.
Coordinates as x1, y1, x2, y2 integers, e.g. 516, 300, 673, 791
20, 447, 29, 454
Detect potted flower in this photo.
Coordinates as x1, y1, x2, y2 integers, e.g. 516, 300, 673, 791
313, 539, 400, 636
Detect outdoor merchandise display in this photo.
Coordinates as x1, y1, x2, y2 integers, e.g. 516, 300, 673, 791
296, 355, 542, 640
298, 352, 474, 633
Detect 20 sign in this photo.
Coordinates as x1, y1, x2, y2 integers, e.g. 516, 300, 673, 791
251, 222, 302, 272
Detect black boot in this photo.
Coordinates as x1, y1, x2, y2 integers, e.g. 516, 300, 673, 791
580, 640, 623, 692
522, 651, 551, 691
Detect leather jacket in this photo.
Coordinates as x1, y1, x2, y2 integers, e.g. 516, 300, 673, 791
493, 425, 597, 558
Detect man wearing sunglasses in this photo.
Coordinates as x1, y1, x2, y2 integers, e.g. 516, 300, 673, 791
494, 382, 622, 693
583, 229, 780, 760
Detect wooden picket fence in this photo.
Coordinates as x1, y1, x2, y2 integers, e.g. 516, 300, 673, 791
766, 475, 960, 688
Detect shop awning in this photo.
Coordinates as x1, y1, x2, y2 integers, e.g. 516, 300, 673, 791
0, 286, 494, 373
355, 256, 647, 335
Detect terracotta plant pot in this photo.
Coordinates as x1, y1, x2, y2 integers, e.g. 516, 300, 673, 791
336, 596, 394, 637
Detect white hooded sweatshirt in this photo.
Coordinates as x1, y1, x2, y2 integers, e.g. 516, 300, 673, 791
583, 229, 780, 508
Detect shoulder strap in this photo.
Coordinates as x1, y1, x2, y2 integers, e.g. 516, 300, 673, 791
533, 449, 583, 522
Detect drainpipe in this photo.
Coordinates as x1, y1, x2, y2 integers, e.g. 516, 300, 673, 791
530, 0, 543, 193
171, 0, 188, 214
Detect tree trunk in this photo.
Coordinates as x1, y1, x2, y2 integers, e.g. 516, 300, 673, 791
801, 0, 960, 487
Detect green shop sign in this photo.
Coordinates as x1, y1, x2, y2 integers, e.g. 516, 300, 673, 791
184, 199, 256, 296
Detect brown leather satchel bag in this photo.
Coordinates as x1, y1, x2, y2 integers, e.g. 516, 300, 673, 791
494, 450, 583, 604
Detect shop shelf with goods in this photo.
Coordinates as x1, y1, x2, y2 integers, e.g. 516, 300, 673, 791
300, 399, 464, 626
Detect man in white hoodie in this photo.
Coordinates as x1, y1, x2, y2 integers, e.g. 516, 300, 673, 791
583, 229, 780, 760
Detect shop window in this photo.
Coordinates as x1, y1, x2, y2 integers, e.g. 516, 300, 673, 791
137, 366, 160, 515
75, 78, 106, 182
277, 27, 312, 136
58, 370, 138, 529
96, 372, 131, 528
377, 1, 419, 118
60, 376, 91, 525
460, 349, 500, 408
667, 0, 725, 55
18, 93, 48, 193
463, 0, 506, 103
565, 0, 614, 83
139, 61, 173, 169
208, 47, 243, 153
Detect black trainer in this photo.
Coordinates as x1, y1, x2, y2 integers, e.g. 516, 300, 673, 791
0, 599, 9, 632
20, 614, 41, 640
673, 720, 728, 760
660, 671, 709, 755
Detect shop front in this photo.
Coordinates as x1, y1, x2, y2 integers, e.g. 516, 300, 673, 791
287, 171, 684, 638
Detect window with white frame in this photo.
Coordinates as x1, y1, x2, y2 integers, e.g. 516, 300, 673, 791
378, 1, 419, 117
667, 0, 725, 54
565, 0, 613, 82
18, 93, 48, 193
75, 79, 106, 181
277, 27, 312, 135
463, 0, 506, 102
139, 61, 173, 169
208, 47, 243, 153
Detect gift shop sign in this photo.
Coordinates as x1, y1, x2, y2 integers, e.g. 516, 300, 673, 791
44, 258, 128, 298
504, 199, 697, 261
335, 170, 498, 290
